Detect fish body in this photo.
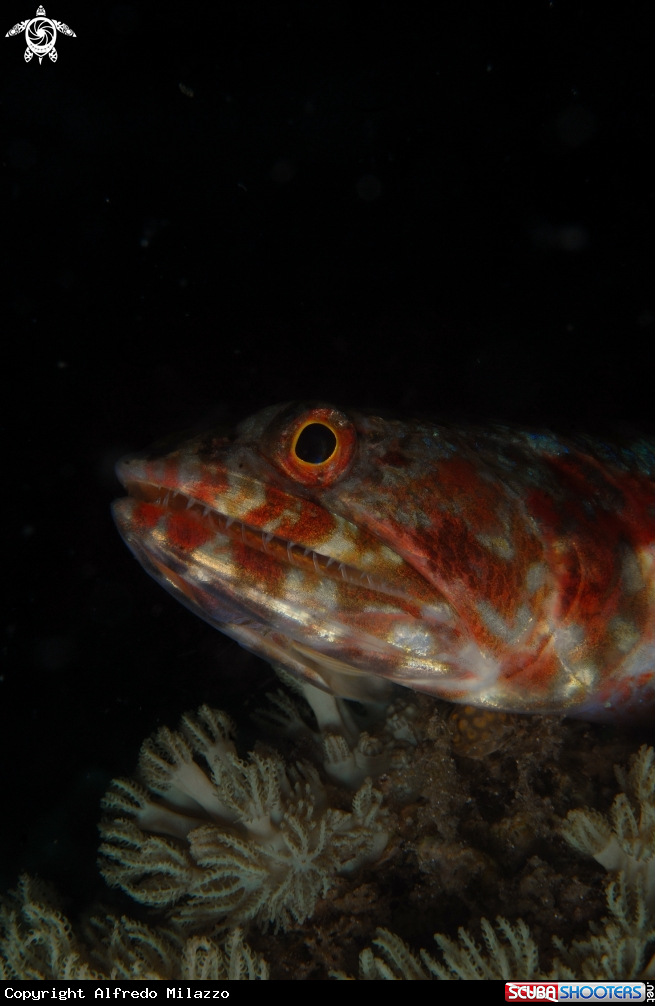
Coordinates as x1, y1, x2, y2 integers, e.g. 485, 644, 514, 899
112, 402, 655, 720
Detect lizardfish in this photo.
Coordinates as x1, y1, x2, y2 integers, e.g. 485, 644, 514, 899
112, 402, 655, 719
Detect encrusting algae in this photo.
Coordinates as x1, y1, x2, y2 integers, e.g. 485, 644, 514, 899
3, 681, 655, 980
333, 745, 655, 979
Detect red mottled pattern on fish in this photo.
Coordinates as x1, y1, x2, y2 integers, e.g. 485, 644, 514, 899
112, 402, 655, 719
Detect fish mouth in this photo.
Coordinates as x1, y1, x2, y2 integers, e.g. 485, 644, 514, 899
113, 478, 428, 700
120, 479, 415, 605
113, 479, 506, 703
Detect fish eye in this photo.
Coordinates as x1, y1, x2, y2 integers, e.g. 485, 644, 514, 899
268, 404, 356, 486
293, 422, 337, 465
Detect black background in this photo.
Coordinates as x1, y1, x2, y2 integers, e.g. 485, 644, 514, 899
2, 0, 655, 918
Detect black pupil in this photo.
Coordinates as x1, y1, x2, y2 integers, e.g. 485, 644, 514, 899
294, 423, 337, 464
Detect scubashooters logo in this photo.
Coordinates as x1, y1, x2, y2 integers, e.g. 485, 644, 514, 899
5, 5, 76, 63
505, 985, 646, 1001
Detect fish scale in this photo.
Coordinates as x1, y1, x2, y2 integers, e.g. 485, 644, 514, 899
113, 401, 655, 719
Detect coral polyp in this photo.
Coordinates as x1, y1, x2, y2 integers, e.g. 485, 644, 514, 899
98, 704, 390, 932
0, 876, 268, 981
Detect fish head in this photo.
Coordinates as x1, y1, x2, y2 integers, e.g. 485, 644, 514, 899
111, 401, 562, 711
113, 401, 490, 703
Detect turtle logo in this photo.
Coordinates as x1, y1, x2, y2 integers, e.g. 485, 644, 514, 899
5, 5, 76, 64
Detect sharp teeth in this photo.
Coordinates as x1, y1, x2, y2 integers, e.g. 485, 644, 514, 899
144, 484, 404, 599
140, 481, 403, 599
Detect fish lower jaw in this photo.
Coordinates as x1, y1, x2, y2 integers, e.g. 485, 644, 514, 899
220, 620, 396, 701
122, 479, 413, 602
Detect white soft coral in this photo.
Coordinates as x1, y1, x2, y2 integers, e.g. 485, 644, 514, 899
253, 668, 418, 789
561, 745, 655, 909
99, 704, 389, 932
